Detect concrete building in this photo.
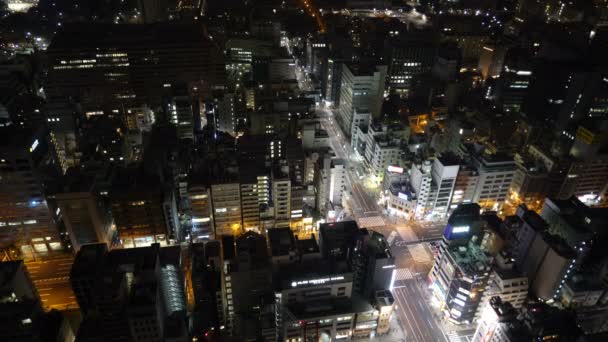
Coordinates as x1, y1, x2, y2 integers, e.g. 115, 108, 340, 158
362, 123, 404, 181
410, 160, 434, 220
46, 23, 224, 111
479, 252, 528, 313
471, 153, 516, 209
315, 156, 347, 215
210, 182, 242, 237
518, 231, 577, 301
385, 32, 437, 96
431, 155, 460, 217
272, 165, 292, 229
337, 64, 387, 140
429, 204, 488, 324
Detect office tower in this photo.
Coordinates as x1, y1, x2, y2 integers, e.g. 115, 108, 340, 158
46, 23, 224, 111
187, 184, 213, 241
109, 168, 172, 248
429, 204, 489, 324
56, 169, 113, 252
0, 128, 62, 259
385, 31, 437, 96
351, 230, 395, 297
315, 156, 347, 215
337, 64, 387, 140
220, 232, 274, 339
471, 153, 516, 210
272, 164, 291, 228
431, 155, 460, 217
70, 243, 187, 342
210, 182, 242, 237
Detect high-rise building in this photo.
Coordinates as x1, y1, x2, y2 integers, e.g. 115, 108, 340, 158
315, 156, 347, 215
46, 23, 224, 111
431, 155, 460, 217
470, 153, 516, 210
385, 31, 437, 96
351, 230, 395, 297
410, 160, 434, 219
518, 230, 577, 301
337, 64, 387, 140
0, 128, 63, 259
272, 165, 291, 228
429, 204, 489, 324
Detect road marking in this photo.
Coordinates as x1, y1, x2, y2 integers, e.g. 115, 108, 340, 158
408, 244, 432, 263
357, 216, 385, 228
446, 331, 462, 342
394, 268, 414, 280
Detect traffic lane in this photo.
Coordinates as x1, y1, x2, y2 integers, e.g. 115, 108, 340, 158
26, 255, 74, 280
37, 281, 77, 311
395, 281, 447, 342
403, 281, 445, 340
393, 285, 428, 342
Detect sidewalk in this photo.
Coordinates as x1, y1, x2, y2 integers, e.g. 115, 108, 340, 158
362, 316, 407, 342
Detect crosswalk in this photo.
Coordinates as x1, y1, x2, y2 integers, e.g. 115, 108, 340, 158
357, 216, 385, 228
408, 243, 432, 263
446, 331, 462, 342
394, 268, 415, 280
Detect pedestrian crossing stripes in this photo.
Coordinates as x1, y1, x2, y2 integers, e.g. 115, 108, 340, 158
446, 331, 462, 342
394, 268, 414, 280
357, 216, 385, 228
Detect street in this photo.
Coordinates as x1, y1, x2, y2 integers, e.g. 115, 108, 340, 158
25, 253, 78, 311
292, 41, 470, 341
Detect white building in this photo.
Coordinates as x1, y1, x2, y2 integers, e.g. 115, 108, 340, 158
471, 153, 516, 209
315, 156, 347, 214
410, 160, 433, 219
210, 182, 242, 236
430, 156, 460, 217
337, 64, 387, 140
